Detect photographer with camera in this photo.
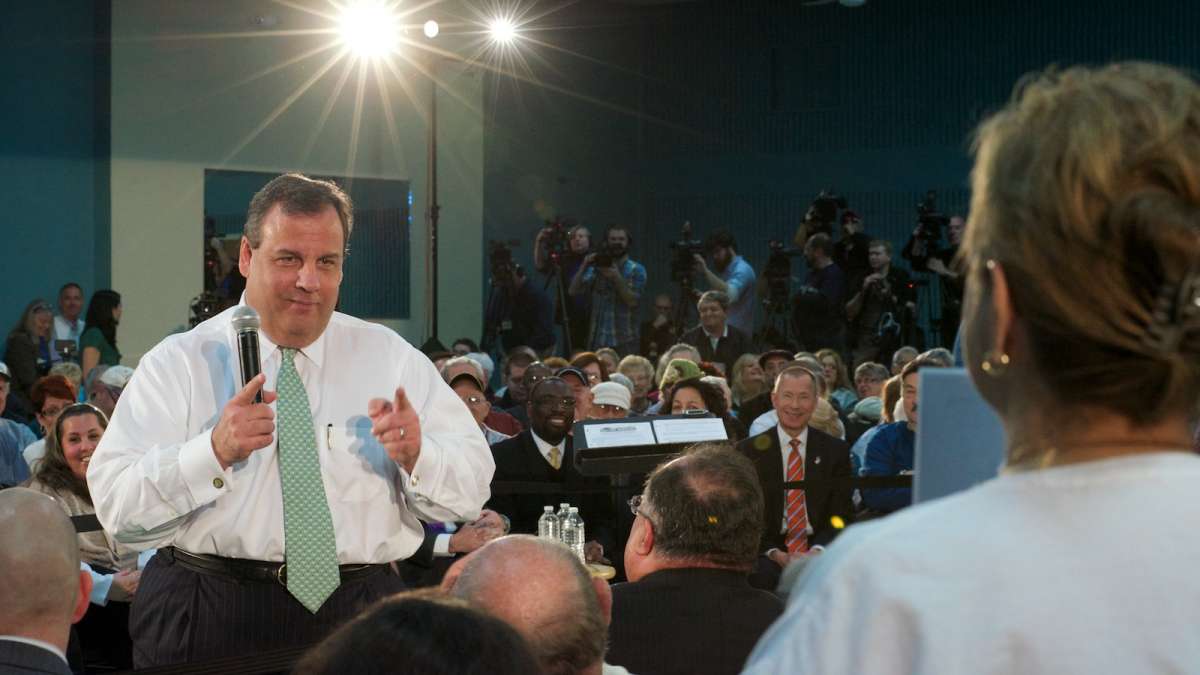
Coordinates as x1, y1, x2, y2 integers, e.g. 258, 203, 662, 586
832, 210, 873, 284
484, 246, 556, 356
903, 211, 967, 346
568, 225, 646, 355
691, 229, 758, 336
533, 220, 592, 354
792, 233, 847, 354
845, 240, 915, 367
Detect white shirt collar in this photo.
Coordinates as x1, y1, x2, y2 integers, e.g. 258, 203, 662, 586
777, 424, 809, 456
703, 324, 729, 341
238, 297, 328, 369
530, 430, 566, 467
0, 636, 68, 665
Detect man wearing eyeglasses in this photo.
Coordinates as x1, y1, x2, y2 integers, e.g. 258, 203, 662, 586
487, 377, 614, 564
608, 443, 783, 675
450, 372, 511, 446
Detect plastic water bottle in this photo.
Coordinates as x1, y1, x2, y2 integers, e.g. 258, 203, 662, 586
563, 507, 586, 564
556, 503, 571, 542
538, 506, 560, 540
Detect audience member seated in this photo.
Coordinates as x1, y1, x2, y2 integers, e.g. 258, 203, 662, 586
22, 375, 77, 472
640, 293, 679, 362
650, 357, 703, 414
293, 590, 542, 675
660, 376, 741, 441
853, 361, 889, 400
588, 381, 631, 420
0, 488, 93, 675
816, 349, 858, 413
450, 371, 511, 445
729, 353, 766, 414
441, 356, 522, 436
736, 349, 793, 426
487, 377, 614, 563
679, 291, 753, 376
746, 62, 1200, 674
889, 344, 919, 375
444, 535, 630, 675
6, 299, 61, 421
736, 366, 854, 590
844, 396, 882, 449
508, 361, 553, 427
861, 354, 945, 514
79, 289, 122, 383
595, 347, 620, 375
608, 443, 783, 675
0, 363, 36, 487
543, 355, 570, 370
652, 343, 701, 396
399, 510, 508, 589
25, 403, 140, 670
48, 362, 82, 400
748, 358, 846, 441
495, 347, 538, 409
451, 337, 479, 356
88, 364, 133, 420
52, 283, 86, 352
556, 366, 596, 424
616, 355, 655, 414
571, 351, 610, 385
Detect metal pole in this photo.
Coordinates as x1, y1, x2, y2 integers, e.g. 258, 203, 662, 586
427, 75, 440, 341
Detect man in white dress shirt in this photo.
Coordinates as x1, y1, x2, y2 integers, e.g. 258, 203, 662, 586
87, 173, 494, 667
52, 283, 86, 355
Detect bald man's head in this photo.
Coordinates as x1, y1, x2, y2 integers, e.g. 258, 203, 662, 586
445, 535, 608, 675
0, 488, 86, 635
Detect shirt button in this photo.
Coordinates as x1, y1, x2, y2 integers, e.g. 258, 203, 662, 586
213, 477, 225, 489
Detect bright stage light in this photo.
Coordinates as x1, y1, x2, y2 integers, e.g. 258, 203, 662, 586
423, 20, 440, 39
488, 17, 517, 44
337, 1, 400, 59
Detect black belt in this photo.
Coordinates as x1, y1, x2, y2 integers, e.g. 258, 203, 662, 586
162, 547, 393, 586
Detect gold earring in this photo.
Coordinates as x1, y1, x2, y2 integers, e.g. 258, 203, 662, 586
980, 351, 1010, 376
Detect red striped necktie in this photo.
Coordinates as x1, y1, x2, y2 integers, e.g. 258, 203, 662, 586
786, 438, 809, 554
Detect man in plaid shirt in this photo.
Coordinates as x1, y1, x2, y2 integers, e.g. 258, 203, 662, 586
568, 225, 647, 355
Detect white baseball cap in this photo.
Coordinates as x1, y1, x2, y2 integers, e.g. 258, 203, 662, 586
591, 381, 631, 411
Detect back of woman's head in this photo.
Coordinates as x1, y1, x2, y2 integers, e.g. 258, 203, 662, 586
881, 376, 903, 424
293, 591, 542, 675
966, 62, 1200, 424
84, 290, 122, 346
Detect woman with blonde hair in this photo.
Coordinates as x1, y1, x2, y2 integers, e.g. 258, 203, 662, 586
816, 349, 858, 412
616, 354, 655, 413
748, 63, 1200, 673
729, 353, 767, 411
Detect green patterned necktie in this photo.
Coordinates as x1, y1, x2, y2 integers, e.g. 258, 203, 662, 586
277, 348, 340, 613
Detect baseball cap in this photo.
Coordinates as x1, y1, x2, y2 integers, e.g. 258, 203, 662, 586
448, 371, 485, 392
757, 349, 794, 369
555, 366, 589, 387
591, 381, 631, 410
99, 365, 135, 389
0, 361, 9, 381
659, 359, 703, 391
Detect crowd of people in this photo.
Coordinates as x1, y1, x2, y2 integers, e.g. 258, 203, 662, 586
3, 61, 1200, 675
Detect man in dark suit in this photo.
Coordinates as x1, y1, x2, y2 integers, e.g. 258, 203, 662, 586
487, 376, 615, 563
736, 366, 854, 589
679, 290, 754, 376
608, 443, 784, 675
0, 488, 93, 675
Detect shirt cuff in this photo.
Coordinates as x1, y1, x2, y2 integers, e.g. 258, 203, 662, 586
82, 564, 112, 606
178, 428, 234, 507
433, 533, 453, 557
402, 433, 445, 503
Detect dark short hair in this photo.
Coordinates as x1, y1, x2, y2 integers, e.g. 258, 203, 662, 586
293, 590, 540, 675
643, 443, 763, 569
503, 348, 538, 377
453, 338, 480, 352
58, 282, 82, 297
704, 229, 737, 252
660, 377, 726, 416
868, 239, 893, 255
245, 173, 353, 251
805, 232, 833, 256
900, 353, 944, 381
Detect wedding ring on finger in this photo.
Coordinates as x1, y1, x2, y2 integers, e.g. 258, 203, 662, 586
398, 427, 406, 439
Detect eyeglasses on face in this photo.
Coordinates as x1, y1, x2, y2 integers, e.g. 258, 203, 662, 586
628, 494, 652, 520
460, 395, 487, 405
534, 396, 575, 409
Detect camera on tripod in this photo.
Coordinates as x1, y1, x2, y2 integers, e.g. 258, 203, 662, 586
188, 292, 222, 329
764, 240, 804, 308
669, 221, 704, 284
914, 190, 950, 243
540, 217, 574, 266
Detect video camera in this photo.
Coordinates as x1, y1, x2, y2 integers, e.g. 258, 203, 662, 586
915, 190, 950, 243
189, 292, 222, 329
669, 221, 704, 284
764, 240, 804, 310
540, 217, 575, 266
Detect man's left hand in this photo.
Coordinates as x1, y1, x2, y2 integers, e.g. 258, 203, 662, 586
598, 265, 620, 280
368, 386, 422, 472
692, 253, 708, 273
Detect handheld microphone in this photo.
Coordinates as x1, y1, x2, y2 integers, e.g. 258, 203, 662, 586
230, 305, 263, 403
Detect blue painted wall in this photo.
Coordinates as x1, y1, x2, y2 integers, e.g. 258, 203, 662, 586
0, 1, 109, 341
482, 0, 1200, 348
